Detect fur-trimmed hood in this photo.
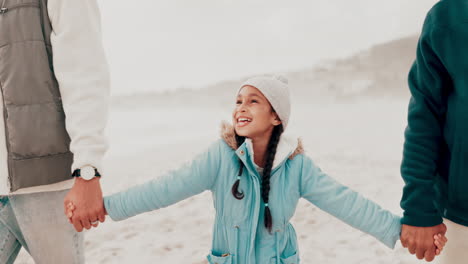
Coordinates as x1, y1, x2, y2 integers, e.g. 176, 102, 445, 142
220, 122, 304, 169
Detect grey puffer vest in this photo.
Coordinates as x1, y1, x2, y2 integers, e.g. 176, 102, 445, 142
0, 0, 73, 191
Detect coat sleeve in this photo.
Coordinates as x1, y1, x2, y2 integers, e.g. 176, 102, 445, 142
103, 141, 223, 221
47, 0, 110, 174
400, 22, 450, 227
299, 155, 401, 249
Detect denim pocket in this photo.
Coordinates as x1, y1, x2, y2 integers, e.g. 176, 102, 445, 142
0, 196, 8, 210
206, 252, 233, 264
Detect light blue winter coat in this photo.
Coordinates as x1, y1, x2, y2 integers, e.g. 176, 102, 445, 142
104, 123, 401, 264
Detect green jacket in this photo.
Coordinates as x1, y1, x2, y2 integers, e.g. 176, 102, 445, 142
401, 0, 468, 227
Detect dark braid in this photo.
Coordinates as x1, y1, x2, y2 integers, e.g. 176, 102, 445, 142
261, 124, 284, 233
230, 124, 284, 233
231, 134, 246, 200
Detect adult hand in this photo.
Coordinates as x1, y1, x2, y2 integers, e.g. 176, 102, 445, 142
64, 177, 106, 232
401, 223, 447, 262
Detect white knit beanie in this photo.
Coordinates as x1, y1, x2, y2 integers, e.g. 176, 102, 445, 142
239, 75, 291, 129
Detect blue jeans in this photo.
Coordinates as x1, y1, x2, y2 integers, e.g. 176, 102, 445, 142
0, 190, 84, 264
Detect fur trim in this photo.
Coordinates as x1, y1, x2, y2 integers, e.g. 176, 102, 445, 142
221, 121, 238, 150
220, 122, 304, 159
289, 138, 304, 160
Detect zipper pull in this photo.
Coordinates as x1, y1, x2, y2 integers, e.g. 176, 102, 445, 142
0, 7, 7, 14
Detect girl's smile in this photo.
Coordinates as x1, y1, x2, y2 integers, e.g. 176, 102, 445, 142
233, 85, 281, 140
235, 116, 252, 127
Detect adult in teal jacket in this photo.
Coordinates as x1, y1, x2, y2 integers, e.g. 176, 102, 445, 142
68, 75, 446, 263
399, 0, 468, 263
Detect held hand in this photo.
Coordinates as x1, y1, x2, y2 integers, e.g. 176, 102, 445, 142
401, 223, 447, 262
64, 177, 106, 232
66, 202, 101, 228
434, 233, 448, 256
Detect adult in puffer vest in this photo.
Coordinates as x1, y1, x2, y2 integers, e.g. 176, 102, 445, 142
67, 75, 447, 263
0, 0, 110, 263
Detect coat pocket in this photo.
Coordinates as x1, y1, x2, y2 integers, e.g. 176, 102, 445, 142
270, 252, 299, 264
207, 252, 233, 264
0, 0, 41, 45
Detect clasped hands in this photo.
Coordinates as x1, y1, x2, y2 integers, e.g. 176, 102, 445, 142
401, 223, 448, 262
62, 178, 448, 262
63, 177, 107, 232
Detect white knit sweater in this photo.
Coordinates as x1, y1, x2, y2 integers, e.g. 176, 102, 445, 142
0, 0, 110, 195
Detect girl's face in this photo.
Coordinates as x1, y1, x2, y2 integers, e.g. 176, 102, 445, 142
233, 85, 281, 139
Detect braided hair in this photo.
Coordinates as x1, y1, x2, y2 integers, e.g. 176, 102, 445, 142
231, 133, 246, 199
230, 124, 284, 233
261, 124, 283, 232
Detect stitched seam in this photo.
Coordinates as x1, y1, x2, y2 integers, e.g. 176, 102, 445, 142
4, 101, 57, 107
5, 242, 21, 264
0, 232, 9, 252
0, 39, 46, 49
73, 232, 79, 263
12, 151, 71, 161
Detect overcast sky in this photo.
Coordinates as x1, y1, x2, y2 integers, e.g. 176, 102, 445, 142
98, 0, 438, 95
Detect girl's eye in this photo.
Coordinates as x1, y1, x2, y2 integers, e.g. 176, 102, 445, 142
251, 100, 258, 103
236, 100, 242, 105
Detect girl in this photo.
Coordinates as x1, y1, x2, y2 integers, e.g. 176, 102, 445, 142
67, 75, 446, 263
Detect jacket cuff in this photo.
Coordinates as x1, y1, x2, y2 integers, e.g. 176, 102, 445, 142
104, 195, 127, 222
71, 151, 105, 176
401, 213, 443, 227
381, 215, 402, 249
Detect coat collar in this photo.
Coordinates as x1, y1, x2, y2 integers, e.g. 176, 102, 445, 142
220, 122, 304, 170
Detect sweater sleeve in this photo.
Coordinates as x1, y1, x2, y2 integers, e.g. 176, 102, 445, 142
300, 156, 401, 249
47, 0, 111, 174
400, 22, 450, 227
103, 141, 223, 221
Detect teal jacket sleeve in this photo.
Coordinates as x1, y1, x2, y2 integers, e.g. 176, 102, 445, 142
103, 140, 223, 221
300, 156, 401, 249
400, 19, 451, 227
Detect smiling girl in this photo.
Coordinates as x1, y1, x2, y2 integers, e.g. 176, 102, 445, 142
67, 75, 446, 263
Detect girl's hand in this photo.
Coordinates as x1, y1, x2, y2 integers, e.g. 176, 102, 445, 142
66, 202, 100, 228
66, 202, 75, 222
434, 233, 448, 255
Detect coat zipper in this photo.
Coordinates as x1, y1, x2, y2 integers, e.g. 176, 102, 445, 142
247, 174, 260, 264
233, 225, 240, 264
1, 1, 39, 14
275, 231, 280, 264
